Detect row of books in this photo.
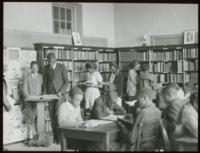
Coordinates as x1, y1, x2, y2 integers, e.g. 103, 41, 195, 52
167, 74, 184, 83
57, 61, 73, 70
152, 62, 183, 73
73, 62, 87, 71
183, 60, 198, 71
99, 63, 110, 72
119, 62, 131, 71
44, 49, 73, 59
73, 51, 96, 60
185, 73, 198, 83
183, 48, 198, 59
119, 52, 134, 62
74, 72, 88, 81
98, 53, 117, 62
151, 50, 183, 61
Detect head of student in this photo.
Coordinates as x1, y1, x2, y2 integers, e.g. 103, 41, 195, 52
130, 60, 140, 71
110, 62, 119, 73
190, 92, 198, 111
161, 83, 179, 105
70, 87, 83, 108
47, 53, 56, 67
30, 61, 39, 74
136, 88, 154, 109
86, 62, 97, 73
183, 82, 194, 98
140, 63, 150, 72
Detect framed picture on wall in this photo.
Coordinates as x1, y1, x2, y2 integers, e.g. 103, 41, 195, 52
184, 30, 195, 44
72, 32, 82, 46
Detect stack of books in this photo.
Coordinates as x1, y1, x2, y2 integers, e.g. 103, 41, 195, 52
73, 51, 96, 60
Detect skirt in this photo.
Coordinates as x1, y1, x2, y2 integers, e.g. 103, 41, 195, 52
85, 87, 100, 109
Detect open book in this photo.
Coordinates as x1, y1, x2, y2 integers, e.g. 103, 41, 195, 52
102, 115, 125, 121
125, 100, 137, 107
25, 94, 59, 101
81, 119, 114, 128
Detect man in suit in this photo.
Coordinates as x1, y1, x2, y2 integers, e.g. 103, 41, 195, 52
43, 53, 69, 144
23, 61, 43, 145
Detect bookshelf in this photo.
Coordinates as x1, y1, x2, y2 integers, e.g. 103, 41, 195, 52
34, 43, 117, 88
117, 44, 198, 90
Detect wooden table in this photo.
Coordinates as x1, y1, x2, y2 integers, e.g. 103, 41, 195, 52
59, 122, 120, 151
175, 136, 198, 151
25, 95, 59, 140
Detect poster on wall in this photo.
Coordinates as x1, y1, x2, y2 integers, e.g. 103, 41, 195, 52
72, 32, 82, 46
184, 30, 195, 44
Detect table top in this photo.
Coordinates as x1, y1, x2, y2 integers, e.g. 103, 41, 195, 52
175, 136, 198, 143
59, 122, 119, 134
25, 95, 59, 102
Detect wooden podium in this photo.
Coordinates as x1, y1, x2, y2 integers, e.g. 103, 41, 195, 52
25, 95, 59, 141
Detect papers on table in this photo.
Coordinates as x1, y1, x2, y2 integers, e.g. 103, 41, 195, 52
102, 115, 125, 121
80, 81, 93, 85
125, 100, 137, 107
25, 94, 59, 101
81, 119, 114, 128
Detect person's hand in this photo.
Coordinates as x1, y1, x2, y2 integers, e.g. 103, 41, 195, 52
4, 102, 11, 112
57, 92, 63, 99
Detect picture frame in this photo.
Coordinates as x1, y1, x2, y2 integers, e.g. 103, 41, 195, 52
184, 30, 195, 44
72, 32, 82, 46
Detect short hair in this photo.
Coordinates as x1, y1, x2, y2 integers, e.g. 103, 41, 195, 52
130, 60, 139, 69
161, 83, 179, 96
140, 63, 149, 71
30, 61, 38, 67
110, 62, 119, 69
70, 87, 83, 97
47, 53, 56, 59
85, 62, 97, 70
190, 92, 198, 106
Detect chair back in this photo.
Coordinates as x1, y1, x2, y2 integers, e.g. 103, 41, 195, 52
136, 118, 160, 151
157, 119, 171, 151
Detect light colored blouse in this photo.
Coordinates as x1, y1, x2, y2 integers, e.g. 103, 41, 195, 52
127, 69, 138, 96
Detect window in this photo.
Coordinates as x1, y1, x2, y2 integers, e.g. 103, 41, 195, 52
52, 3, 82, 35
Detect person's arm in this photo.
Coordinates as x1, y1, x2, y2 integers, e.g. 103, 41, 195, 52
117, 73, 124, 98
3, 81, 11, 112
113, 104, 126, 115
43, 67, 47, 94
59, 65, 69, 94
91, 71, 103, 88
128, 70, 137, 85
23, 76, 29, 98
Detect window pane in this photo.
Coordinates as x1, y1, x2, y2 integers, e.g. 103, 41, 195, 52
61, 21, 65, 29
60, 7, 65, 20
53, 7, 59, 19
66, 9, 71, 21
67, 22, 71, 30
54, 21, 59, 33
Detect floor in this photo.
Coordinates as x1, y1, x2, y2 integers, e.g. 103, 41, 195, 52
4, 142, 61, 151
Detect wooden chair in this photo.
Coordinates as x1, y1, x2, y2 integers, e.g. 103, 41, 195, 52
157, 119, 171, 151
136, 119, 160, 151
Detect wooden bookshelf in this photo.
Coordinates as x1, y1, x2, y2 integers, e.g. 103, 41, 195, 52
117, 43, 198, 88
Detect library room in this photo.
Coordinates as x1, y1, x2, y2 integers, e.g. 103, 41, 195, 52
3, 2, 198, 152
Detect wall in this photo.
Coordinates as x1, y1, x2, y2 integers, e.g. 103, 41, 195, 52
114, 3, 198, 47
4, 2, 115, 47
82, 3, 115, 47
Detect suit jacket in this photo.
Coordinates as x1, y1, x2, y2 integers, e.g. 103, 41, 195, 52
23, 73, 43, 98
109, 72, 124, 98
43, 63, 69, 94
90, 95, 126, 119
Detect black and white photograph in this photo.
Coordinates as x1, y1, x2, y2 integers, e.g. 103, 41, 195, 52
3, 2, 198, 152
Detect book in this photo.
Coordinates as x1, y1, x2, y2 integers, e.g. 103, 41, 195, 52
81, 119, 114, 128
102, 115, 125, 121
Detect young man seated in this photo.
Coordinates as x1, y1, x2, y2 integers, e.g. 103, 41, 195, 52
175, 92, 198, 138
161, 83, 185, 150
88, 88, 161, 151
90, 83, 126, 119
57, 87, 87, 151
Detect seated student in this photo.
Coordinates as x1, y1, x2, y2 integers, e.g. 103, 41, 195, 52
57, 87, 88, 151
183, 82, 194, 99
175, 92, 198, 138
89, 88, 161, 151
90, 83, 126, 119
161, 83, 185, 150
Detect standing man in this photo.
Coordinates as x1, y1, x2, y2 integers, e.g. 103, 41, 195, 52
43, 53, 69, 144
23, 61, 43, 145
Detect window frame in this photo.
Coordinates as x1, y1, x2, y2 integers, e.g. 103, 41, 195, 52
52, 3, 82, 36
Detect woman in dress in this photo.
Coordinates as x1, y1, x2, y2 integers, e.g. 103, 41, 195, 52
84, 62, 103, 110
127, 60, 140, 101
